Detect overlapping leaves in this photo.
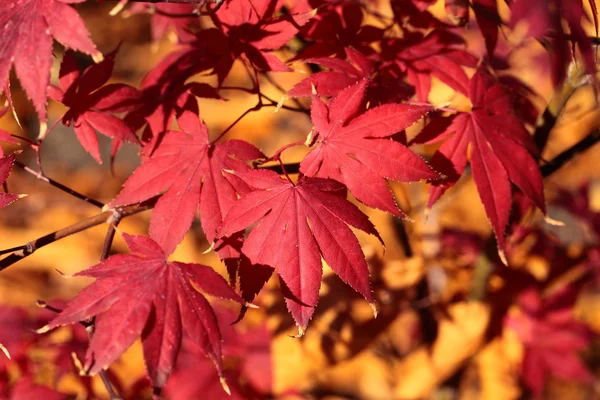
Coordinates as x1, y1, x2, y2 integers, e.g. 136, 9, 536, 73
301, 79, 440, 217
0, 0, 100, 122
418, 68, 545, 252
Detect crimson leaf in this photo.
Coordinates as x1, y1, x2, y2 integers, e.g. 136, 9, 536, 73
301, 79, 439, 217
111, 108, 264, 256
43, 233, 245, 393
421, 67, 545, 252
0, 0, 101, 122
49, 51, 140, 163
219, 170, 381, 333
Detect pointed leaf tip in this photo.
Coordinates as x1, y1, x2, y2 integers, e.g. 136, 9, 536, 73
245, 302, 259, 309
498, 250, 508, 266
92, 52, 105, 64
220, 377, 231, 396
36, 325, 51, 334
291, 325, 306, 338
0, 344, 11, 359
544, 215, 565, 226
370, 302, 378, 319
202, 241, 215, 254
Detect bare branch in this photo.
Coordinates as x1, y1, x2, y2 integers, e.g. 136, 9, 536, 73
15, 161, 105, 208
0, 200, 157, 271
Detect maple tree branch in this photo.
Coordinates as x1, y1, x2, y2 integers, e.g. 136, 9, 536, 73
533, 70, 587, 153
98, 371, 122, 400
540, 129, 600, 177
259, 162, 300, 174
260, 72, 310, 113
0, 201, 156, 272
93, 211, 125, 400
15, 161, 105, 209
100, 210, 124, 261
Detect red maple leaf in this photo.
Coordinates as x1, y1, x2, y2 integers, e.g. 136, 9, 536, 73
288, 47, 372, 98
505, 287, 594, 396
0, 0, 101, 122
419, 67, 545, 251
300, 79, 439, 217
510, 0, 597, 85
380, 30, 477, 101
127, 3, 200, 43
218, 170, 381, 332
203, 0, 310, 75
166, 309, 272, 399
124, 50, 223, 138
8, 378, 68, 400
291, 0, 384, 60
111, 108, 264, 256
49, 51, 140, 163
43, 233, 246, 392
0, 153, 24, 209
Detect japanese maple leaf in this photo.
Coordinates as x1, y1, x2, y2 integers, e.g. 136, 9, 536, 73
0, 306, 36, 370
380, 30, 477, 101
505, 287, 594, 396
42, 234, 245, 392
203, 0, 311, 75
293, 0, 385, 60
165, 340, 245, 400
8, 378, 68, 400
511, 0, 597, 85
0, 153, 24, 209
127, 3, 200, 43
0, 0, 101, 122
111, 108, 264, 257
390, 0, 449, 29
166, 309, 271, 399
420, 68, 545, 252
300, 79, 440, 217
49, 51, 140, 163
289, 47, 415, 104
291, 0, 384, 60
124, 48, 223, 138
288, 47, 372, 98
219, 170, 381, 332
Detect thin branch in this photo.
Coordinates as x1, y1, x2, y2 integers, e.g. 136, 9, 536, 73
540, 129, 600, 177
211, 105, 260, 144
15, 161, 105, 208
0, 200, 156, 271
114, 0, 226, 16
259, 72, 310, 113
93, 210, 125, 400
259, 162, 300, 174
98, 371, 122, 400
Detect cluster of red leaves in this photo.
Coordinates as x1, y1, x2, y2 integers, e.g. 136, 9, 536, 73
440, 181, 600, 396
506, 287, 594, 396
0, 0, 598, 396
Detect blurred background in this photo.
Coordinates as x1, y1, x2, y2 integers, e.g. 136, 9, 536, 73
1, 0, 600, 399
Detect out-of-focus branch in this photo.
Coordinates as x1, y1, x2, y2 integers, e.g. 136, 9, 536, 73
0, 200, 156, 271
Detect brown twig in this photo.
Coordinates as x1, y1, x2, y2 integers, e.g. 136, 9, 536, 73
124, 0, 226, 16
0, 200, 156, 271
15, 161, 105, 208
91, 210, 125, 400
540, 129, 600, 177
